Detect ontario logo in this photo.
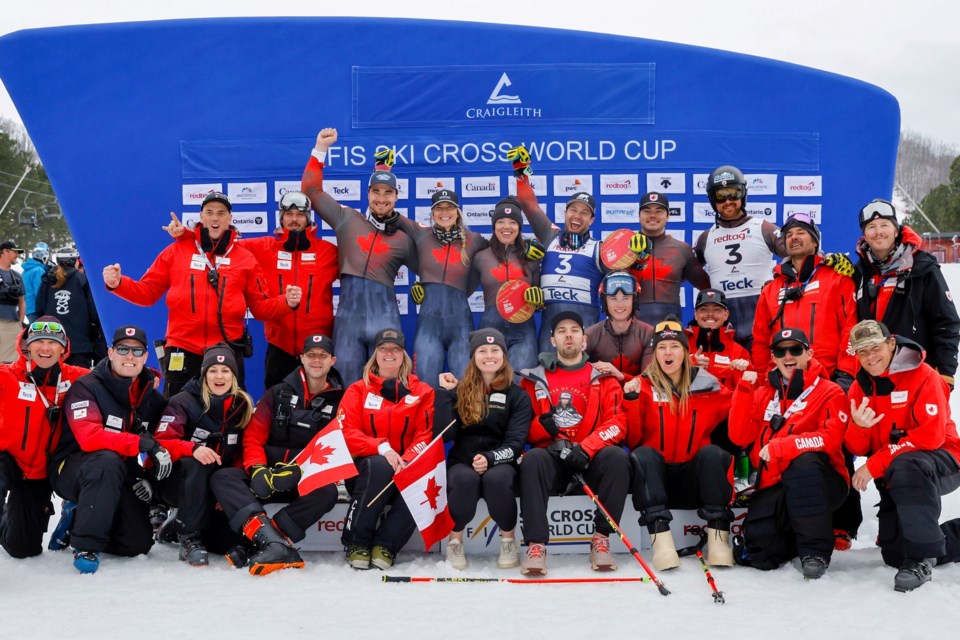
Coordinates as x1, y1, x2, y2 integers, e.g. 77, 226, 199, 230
466, 72, 542, 120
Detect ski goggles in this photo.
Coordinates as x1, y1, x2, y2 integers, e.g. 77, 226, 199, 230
114, 345, 147, 357
713, 186, 744, 202
858, 200, 897, 228
279, 191, 312, 212
602, 273, 637, 297
654, 319, 683, 334
771, 345, 805, 358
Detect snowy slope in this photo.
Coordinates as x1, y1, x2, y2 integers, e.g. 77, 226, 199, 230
6, 269, 960, 640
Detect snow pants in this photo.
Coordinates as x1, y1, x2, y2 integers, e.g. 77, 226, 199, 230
0, 452, 53, 558
342, 455, 416, 554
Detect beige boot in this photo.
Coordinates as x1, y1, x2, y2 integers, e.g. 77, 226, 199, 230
651, 529, 680, 571
706, 527, 734, 567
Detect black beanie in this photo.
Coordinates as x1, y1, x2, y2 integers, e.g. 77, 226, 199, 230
492, 197, 523, 226
201, 343, 239, 379
469, 328, 508, 357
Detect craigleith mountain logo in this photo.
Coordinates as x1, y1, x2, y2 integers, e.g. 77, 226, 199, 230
466, 72, 542, 120
488, 73, 521, 105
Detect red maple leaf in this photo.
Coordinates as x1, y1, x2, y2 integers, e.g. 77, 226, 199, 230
310, 441, 336, 466
431, 244, 461, 266
490, 262, 510, 282
420, 476, 442, 510
634, 255, 673, 284
357, 232, 390, 256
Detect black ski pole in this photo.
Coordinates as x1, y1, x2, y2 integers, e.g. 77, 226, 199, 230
574, 473, 670, 596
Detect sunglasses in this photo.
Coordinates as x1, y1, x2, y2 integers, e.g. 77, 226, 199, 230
280, 192, 311, 212
30, 321, 63, 333
771, 345, 805, 358
114, 345, 147, 357
713, 187, 744, 202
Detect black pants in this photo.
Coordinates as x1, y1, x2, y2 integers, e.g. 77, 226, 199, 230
51, 451, 153, 556
831, 446, 863, 537
342, 455, 416, 553
264, 343, 301, 391
742, 452, 848, 570
519, 445, 630, 544
162, 345, 246, 398
448, 463, 518, 533
210, 466, 338, 543
876, 449, 960, 567
630, 444, 734, 530
157, 458, 240, 554
0, 452, 54, 558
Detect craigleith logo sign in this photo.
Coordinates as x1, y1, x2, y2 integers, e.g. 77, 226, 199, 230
466, 72, 542, 120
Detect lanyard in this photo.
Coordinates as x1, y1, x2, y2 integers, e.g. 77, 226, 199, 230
194, 239, 235, 272
772, 376, 819, 420
27, 366, 63, 409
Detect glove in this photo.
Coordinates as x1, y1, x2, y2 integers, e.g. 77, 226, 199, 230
249, 465, 275, 499
373, 147, 395, 170
538, 412, 560, 438
506, 145, 533, 179
139, 434, 173, 481
269, 461, 302, 493
132, 478, 153, 503
523, 238, 545, 261
823, 252, 854, 277
561, 444, 591, 471
630, 232, 650, 260
410, 281, 425, 305
523, 285, 545, 308
380, 378, 410, 403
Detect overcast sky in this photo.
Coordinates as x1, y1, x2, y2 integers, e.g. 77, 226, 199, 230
2, 0, 959, 149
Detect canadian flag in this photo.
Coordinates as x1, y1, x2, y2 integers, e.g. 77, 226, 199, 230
393, 435, 454, 550
293, 422, 358, 497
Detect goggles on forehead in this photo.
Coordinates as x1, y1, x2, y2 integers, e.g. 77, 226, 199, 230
654, 320, 683, 334
786, 213, 815, 226
279, 192, 312, 212
30, 321, 63, 333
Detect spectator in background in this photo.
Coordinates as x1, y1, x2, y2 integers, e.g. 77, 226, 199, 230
0, 240, 26, 364
21, 242, 51, 323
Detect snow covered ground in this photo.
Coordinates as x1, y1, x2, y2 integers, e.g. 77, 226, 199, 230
6, 268, 960, 640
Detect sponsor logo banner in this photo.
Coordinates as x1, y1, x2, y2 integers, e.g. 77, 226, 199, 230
182, 183, 222, 206
323, 180, 362, 201
646, 172, 685, 194
274, 181, 301, 201
693, 202, 715, 224
600, 202, 639, 224
228, 182, 267, 204
693, 173, 710, 194
746, 202, 778, 223
468, 291, 485, 313
462, 176, 501, 198
745, 173, 778, 195
508, 175, 548, 196
414, 206, 433, 226
231, 212, 268, 234
416, 177, 456, 199
669, 202, 686, 222
463, 204, 494, 226
553, 175, 593, 196
783, 175, 822, 197
783, 204, 822, 224
600, 174, 639, 195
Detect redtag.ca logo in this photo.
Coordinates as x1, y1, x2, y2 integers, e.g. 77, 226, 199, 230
789, 182, 816, 192
605, 180, 631, 190
187, 190, 214, 201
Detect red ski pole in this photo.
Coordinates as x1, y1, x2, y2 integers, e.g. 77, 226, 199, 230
383, 576, 651, 584
696, 550, 726, 604
575, 473, 670, 596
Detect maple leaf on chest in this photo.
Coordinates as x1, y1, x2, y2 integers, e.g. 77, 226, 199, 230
490, 262, 511, 282
432, 244, 461, 265
311, 442, 336, 466
635, 255, 673, 281
420, 476, 442, 510
357, 232, 390, 256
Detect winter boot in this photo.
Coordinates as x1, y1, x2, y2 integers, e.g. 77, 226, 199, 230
48, 500, 77, 551
149, 504, 169, 539
801, 555, 828, 579
371, 545, 395, 570
706, 527, 734, 567
894, 558, 934, 592
446, 539, 467, 570
345, 545, 371, 570
72, 549, 100, 574
156, 509, 180, 545
497, 537, 520, 569
590, 534, 617, 571
521, 543, 548, 576
225, 541, 256, 569
242, 514, 304, 576
651, 529, 681, 571
178, 531, 209, 567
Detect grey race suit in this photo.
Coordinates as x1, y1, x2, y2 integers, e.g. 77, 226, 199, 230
302, 156, 417, 385
472, 243, 541, 371
396, 217, 488, 387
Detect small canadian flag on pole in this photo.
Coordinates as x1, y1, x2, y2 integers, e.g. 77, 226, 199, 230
393, 434, 454, 550
293, 422, 358, 497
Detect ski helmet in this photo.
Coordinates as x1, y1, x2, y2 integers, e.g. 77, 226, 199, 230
598, 271, 640, 316
706, 165, 748, 214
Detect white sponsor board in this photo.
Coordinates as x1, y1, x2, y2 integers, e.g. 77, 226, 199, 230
182, 183, 222, 206
646, 172, 685, 193
227, 182, 267, 204
599, 173, 639, 195
783, 175, 822, 197
461, 176, 501, 198
745, 173, 778, 195
416, 177, 455, 199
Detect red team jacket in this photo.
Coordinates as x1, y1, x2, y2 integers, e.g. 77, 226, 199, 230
337, 373, 435, 462
845, 339, 960, 479
519, 360, 626, 457
729, 359, 849, 489
110, 227, 292, 354
752, 255, 858, 378
685, 324, 750, 391
623, 368, 731, 463
0, 339, 88, 479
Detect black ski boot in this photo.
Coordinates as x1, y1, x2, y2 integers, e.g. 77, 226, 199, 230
242, 514, 304, 576
800, 556, 828, 580
178, 531, 209, 567
894, 558, 934, 592
225, 541, 256, 569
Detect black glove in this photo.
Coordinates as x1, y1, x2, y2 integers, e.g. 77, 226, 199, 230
561, 444, 591, 471
132, 478, 153, 503
139, 434, 173, 481
249, 465, 275, 499
538, 412, 560, 438
380, 378, 410, 403
270, 461, 302, 493
523, 238, 545, 261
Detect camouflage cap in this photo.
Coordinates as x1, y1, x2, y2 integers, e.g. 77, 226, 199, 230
849, 320, 891, 353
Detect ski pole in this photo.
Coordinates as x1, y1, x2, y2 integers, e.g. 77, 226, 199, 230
695, 550, 726, 604
383, 575, 651, 584
574, 473, 670, 596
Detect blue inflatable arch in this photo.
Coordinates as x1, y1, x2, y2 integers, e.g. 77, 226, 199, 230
0, 18, 899, 396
